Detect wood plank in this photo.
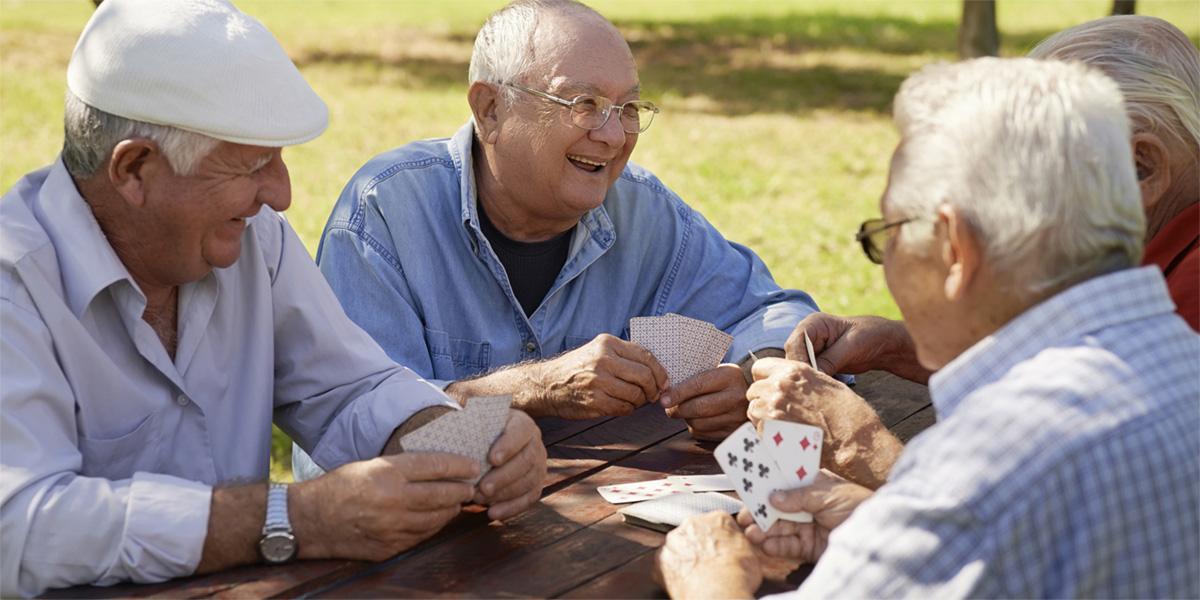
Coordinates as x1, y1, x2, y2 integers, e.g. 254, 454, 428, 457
313, 433, 712, 598
853, 370, 931, 428
537, 415, 615, 447
558, 548, 811, 599
889, 404, 937, 443
542, 402, 687, 490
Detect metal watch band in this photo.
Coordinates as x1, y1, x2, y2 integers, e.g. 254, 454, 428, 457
264, 483, 290, 533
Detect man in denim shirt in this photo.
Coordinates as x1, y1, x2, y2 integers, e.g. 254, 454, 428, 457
295, 0, 820, 478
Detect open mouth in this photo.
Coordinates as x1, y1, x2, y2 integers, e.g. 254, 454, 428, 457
567, 154, 607, 173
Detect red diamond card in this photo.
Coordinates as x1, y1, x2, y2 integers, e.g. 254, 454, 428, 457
762, 420, 823, 489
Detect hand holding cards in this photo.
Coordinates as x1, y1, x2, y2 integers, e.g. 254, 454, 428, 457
400, 396, 512, 485
715, 420, 823, 530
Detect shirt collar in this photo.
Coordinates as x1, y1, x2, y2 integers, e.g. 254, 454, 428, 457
1143, 202, 1199, 276
929, 266, 1176, 417
446, 120, 615, 256
37, 158, 138, 318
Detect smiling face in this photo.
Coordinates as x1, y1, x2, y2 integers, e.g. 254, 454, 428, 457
134, 142, 291, 285
478, 11, 639, 237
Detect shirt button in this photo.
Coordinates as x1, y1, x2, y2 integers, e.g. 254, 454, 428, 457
524, 341, 537, 353
176, 394, 189, 406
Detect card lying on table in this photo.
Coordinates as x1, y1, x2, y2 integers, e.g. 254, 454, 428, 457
630, 313, 733, 384
400, 395, 512, 485
714, 420, 823, 531
618, 492, 743, 533
597, 478, 695, 504
667, 474, 735, 492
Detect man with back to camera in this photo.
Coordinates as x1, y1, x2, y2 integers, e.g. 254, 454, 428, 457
657, 57, 1199, 598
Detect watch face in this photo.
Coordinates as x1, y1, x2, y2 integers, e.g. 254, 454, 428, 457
260, 532, 296, 563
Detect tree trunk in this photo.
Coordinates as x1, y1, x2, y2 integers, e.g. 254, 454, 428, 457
1111, 0, 1136, 15
958, 0, 999, 59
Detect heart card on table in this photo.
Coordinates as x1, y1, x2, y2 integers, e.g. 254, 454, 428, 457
597, 478, 693, 504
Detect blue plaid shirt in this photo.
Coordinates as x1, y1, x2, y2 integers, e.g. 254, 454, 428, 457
789, 266, 1200, 598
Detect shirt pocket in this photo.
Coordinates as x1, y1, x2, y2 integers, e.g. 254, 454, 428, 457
77, 404, 169, 480
423, 326, 491, 379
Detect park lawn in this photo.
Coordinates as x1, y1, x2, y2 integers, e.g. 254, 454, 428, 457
3, 0, 1196, 481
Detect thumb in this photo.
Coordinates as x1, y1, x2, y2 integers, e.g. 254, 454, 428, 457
769, 473, 842, 513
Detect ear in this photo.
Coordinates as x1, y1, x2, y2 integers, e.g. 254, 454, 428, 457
467, 81, 502, 145
1132, 131, 1171, 212
938, 204, 981, 302
107, 138, 165, 208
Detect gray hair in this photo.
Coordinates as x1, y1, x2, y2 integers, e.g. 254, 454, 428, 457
62, 90, 220, 179
468, 0, 606, 106
1029, 16, 1200, 155
888, 58, 1144, 297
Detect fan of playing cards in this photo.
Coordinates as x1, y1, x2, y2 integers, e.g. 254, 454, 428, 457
714, 420, 823, 529
598, 421, 823, 533
630, 313, 733, 383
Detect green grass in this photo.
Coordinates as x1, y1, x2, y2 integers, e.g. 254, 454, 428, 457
4, 0, 1197, 481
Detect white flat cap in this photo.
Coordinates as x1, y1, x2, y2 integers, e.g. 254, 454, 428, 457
67, 0, 327, 147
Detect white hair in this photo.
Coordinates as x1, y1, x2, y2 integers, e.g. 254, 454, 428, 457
468, 0, 606, 107
1029, 16, 1200, 156
61, 90, 220, 179
888, 58, 1144, 297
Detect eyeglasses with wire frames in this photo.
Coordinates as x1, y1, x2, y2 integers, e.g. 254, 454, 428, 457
504, 82, 660, 134
856, 217, 917, 264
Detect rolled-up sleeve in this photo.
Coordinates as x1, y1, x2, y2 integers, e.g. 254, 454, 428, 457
1, 298, 211, 597
263, 215, 455, 471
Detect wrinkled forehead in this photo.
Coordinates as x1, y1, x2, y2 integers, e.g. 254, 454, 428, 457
530, 12, 639, 98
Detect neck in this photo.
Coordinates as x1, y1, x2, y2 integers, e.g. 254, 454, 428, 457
472, 142, 581, 243
75, 175, 179, 311
1146, 186, 1199, 242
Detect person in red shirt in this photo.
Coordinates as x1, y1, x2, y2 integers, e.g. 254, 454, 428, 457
1032, 16, 1199, 330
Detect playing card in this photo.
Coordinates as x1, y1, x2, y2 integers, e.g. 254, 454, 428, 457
667, 474, 734, 492
400, 395, 512, 485
618, 492, 743, 532
597, 478, 692, 504
630, 314, 732, 384
761, 420, 823, 489
715, 422, 787, 530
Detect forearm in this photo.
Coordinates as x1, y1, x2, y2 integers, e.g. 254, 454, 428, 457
828, 407, 904, 490
381, 405, 458, 455
446, 362, 550, 417
195, 484, 267, 574
876, 320, 931, 384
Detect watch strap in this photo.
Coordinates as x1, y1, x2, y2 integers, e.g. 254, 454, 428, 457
264, 483, 290, 533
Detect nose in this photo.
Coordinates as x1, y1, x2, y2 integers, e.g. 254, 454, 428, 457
588, 106, 629, 148
258, 155, 292, 213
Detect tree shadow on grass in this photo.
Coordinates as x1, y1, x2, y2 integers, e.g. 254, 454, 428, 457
295, 10, 1065, 117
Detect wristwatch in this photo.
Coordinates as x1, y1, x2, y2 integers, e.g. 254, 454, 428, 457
258, 483, 297, 564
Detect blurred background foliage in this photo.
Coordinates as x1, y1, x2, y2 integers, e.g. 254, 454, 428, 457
2, 0, 1196, 480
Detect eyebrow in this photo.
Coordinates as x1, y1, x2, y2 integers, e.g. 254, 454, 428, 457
248, 153, 274, 173
555, 81, 641, 100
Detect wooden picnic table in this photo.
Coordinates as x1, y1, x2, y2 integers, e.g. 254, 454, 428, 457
49, 371, 933, 599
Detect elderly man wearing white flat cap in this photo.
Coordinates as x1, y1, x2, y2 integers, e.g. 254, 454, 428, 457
0, 0, 546, 596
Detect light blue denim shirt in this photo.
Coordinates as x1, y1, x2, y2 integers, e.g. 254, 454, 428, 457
0, 160, 456, 596
294, 121, 820, 479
